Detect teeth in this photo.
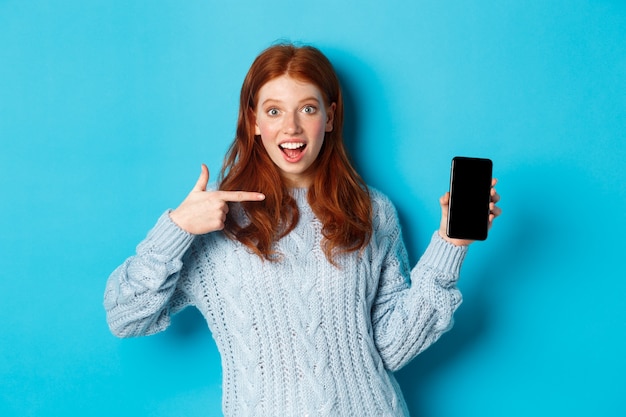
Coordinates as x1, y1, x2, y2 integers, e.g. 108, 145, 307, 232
280, 142, 305, 150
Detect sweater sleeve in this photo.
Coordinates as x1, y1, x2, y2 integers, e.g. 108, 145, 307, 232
370, 195, 468, 372
103, 211, 196, 338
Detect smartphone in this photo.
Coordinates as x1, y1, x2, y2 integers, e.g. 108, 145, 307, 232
446, 156, 493, 241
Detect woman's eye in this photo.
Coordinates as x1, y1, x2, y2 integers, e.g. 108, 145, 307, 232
267, 108, 280, 116
302, 105, 317, 114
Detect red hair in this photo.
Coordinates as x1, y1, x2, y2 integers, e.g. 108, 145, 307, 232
219, 43, 372, 264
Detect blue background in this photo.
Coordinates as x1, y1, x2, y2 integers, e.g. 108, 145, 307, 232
1, 1, 625, 416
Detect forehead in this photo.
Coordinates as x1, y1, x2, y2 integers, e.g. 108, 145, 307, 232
257, 75, 324, 104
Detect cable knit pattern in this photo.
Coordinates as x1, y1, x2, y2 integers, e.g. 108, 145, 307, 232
104, 187, 468, 417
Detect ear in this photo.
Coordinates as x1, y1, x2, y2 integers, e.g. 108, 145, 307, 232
325, 102, 336, 132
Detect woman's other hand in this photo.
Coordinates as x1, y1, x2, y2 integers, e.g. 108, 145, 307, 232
438, 178, 502, 246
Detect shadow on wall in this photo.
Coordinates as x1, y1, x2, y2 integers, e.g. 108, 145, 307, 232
395, 194, 547, 414
394, 159, 603, 415
327, 47, 396, 191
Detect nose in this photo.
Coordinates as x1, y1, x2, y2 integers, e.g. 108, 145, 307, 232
282, 111, 302, 135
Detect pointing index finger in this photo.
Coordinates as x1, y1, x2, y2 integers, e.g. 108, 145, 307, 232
217, 190, 266, 202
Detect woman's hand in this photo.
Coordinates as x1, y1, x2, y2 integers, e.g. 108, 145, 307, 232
438, 178, 502, 246
169, 164, 266, 235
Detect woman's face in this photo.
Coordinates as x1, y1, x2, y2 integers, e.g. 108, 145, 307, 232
254, 75, 335, 188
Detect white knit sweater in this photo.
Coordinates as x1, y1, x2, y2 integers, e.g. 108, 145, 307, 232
104, 187, 468, 416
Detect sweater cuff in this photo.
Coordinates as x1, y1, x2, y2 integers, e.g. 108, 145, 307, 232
136, 210, 196, 260
418, 231, 468, 277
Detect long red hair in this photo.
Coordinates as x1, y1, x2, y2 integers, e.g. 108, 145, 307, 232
219, 43, 372, 264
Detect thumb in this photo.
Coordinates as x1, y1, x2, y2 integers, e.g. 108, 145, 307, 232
439, 192, 450, 210
192, 164, 210, 192
439, 192, 450, 221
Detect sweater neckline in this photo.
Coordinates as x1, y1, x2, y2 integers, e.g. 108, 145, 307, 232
289, 187, 309, 208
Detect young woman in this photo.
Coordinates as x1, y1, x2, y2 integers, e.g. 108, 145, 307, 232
104, 43, 501, 416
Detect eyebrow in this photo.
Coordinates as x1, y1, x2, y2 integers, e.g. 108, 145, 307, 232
261, 96, 322, 107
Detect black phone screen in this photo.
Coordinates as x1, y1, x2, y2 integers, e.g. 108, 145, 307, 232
446, 157, 493, 241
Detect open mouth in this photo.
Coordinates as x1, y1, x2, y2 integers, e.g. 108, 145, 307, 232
279, 142, 307, 160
